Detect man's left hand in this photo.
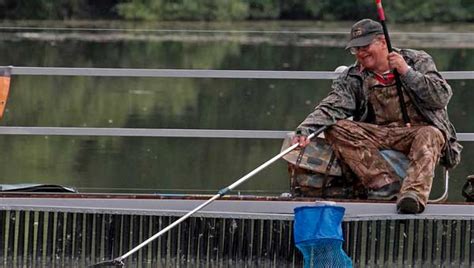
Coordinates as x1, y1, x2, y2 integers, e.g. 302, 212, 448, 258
388, 52, 410, 75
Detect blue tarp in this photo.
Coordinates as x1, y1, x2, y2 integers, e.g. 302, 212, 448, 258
380, 149, 409, 179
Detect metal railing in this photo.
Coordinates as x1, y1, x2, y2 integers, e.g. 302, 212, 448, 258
0, 66, 473, 141
2, 66, 474, 79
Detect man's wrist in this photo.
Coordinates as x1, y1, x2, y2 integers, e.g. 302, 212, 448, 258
400, 66, 416, 83
295, 128, 306, 136
296, 127, 318, 136
399, 65, 411, 76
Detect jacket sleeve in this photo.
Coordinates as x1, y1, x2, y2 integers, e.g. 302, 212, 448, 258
400, 50, 452, 109
296, 76, 357, 135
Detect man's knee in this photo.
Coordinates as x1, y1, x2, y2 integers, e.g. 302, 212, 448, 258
411, 126, 445, 160
416, 126, 445, 145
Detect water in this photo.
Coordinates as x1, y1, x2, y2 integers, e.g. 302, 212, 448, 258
0, 22, 472, 200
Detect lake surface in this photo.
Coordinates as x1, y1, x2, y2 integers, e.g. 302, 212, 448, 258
0, 22, 472, 200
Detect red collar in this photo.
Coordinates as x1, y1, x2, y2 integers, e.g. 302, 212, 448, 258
373, 71, 395, 85
357, 65, 395, 85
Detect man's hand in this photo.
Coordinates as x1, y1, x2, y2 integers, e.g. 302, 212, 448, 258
291, 135, 311, 147
388, 52, 410, 75
388, 52, 412, 127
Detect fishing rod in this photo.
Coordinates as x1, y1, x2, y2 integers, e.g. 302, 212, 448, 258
375, 0, 411, 126
90, 126, 327, 267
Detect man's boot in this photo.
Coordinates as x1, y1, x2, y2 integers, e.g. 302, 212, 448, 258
397, 191, 424, 214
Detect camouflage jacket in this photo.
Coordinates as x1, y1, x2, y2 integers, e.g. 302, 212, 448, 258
297, 48, 462, 168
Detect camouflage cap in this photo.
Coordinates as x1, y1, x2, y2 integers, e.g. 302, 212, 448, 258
345, 19, 383, 49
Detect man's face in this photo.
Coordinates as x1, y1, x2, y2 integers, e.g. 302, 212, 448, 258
353, 38, 388, 71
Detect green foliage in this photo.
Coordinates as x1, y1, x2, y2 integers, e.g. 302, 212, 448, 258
0, 0, 62, 19
0, 0, 472, 22
316, 0, 375, 21
116, 0, 248, 21
247, 0, 280, 19
0, 0, 120, 20
383, 0, 470, 22
115, 0, 163, 20
114, 0, 474, 22
279, 0, 326, 20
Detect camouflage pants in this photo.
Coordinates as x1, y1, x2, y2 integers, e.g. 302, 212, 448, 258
325, 120, 445, 206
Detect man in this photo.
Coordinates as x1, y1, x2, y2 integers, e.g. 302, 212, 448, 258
293, 19, 462, 214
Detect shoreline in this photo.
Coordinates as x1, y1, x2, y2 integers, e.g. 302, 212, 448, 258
0, 31, 473, 48
0, 20, 473, 48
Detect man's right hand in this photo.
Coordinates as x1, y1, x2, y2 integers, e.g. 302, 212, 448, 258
291, 135, 311, 147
